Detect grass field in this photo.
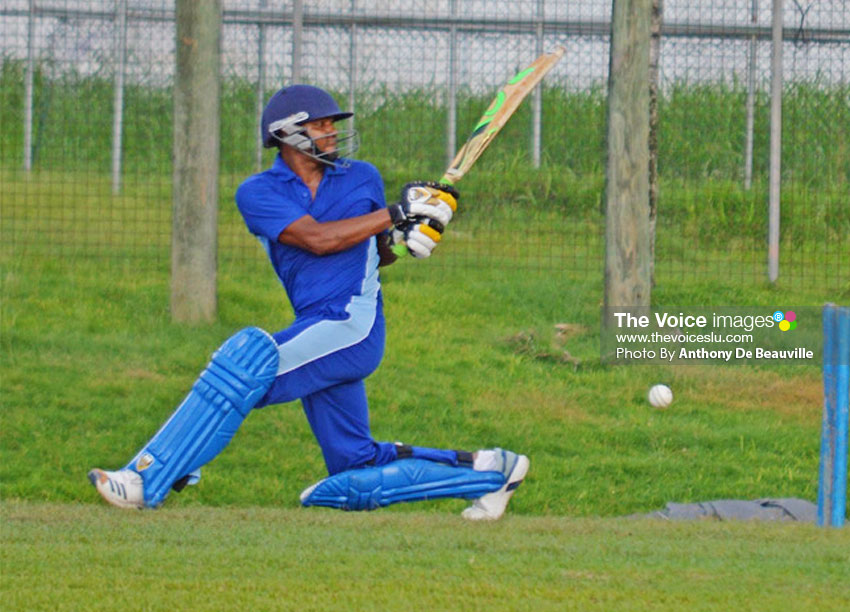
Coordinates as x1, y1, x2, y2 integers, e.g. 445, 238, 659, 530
2, 163, 849, 608
1, 250, 836, 511
2, 501, 849, 612
2, 70, 849, 610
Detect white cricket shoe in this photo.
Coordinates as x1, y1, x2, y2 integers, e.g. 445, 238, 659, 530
88, 468, 144, 509
462, 450, 529, 521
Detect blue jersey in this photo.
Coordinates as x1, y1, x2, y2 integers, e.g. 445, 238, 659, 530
235, 156, 387, 316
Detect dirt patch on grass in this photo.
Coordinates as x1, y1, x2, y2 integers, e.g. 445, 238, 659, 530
679, 367, 821, 421
474, 387, 596, 424
123, 367, 167, 382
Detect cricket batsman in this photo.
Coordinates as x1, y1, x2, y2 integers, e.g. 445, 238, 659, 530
89, 84, 529, 520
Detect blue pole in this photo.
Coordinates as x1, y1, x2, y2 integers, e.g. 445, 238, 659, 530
832, 307, 849, 527
819, 304, 850, 528
818, 305, 836, 526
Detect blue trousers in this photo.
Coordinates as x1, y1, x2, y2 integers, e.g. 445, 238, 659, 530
256, 301, 455, 475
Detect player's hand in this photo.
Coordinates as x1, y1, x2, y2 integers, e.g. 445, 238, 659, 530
387, 181, 459, 230
390, 220, 442, 259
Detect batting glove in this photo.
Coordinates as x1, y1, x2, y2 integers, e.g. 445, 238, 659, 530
387, 181, 459, 231
390, 220, 443, 259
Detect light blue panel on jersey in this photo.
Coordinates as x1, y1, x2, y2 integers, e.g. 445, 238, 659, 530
300, 458, 505, 511
126, 327, 279, 508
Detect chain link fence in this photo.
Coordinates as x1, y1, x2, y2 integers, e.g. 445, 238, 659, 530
1, 1, 847, 294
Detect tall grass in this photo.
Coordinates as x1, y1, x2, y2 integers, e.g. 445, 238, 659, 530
1, 62, 847, 293
2, 62, 848, 188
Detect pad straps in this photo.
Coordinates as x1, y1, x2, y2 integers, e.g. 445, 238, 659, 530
393, 444, 475, 467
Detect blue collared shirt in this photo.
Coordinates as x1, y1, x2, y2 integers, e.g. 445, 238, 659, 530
236, 155, 386, 317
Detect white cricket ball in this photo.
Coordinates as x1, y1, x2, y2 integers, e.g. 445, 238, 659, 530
648, 384, 673, 408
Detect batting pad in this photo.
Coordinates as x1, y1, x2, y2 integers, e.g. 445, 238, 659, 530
126, 327, 279, 508
300, 458, 505, 511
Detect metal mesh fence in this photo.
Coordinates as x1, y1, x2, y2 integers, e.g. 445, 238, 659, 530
1, 1, 847, 295
654, 0, 848, 293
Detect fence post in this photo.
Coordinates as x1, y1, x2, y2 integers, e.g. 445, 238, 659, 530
446, 0, 458, 168
604, 0, 652, 325
255, 0, 267, 172
292, 0, 303, 83
532, 0, 544, 168
23, 0, 35, 172
111, 0, 127, 195
648, 0, 662, 288
768, 0, 783, 283
744, 0, 757, 190
172, 0, 221, 323
348, 0, 358, 131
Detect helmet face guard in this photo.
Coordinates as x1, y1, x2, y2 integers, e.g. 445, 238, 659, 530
262, 85, 359, 167
267, 112, 359, 167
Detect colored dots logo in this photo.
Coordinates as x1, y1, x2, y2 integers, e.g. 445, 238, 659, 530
773, 310, 797, 331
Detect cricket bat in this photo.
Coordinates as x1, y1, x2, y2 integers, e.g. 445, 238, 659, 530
440, 45, 566, 185
392, 47, 565, 257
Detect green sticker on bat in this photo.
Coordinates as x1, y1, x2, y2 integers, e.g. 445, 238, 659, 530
485, 91, 506, 115
508, 67, 535, 84
473, 91, 506, 132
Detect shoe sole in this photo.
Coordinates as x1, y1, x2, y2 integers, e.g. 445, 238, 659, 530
88, 469, 144, 510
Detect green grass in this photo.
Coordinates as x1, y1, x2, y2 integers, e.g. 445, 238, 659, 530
2, 166, 848, 296
2, 501, 849, 612
0, 252, 834, 515
2, 64, 848, 293
2, 65, 849, 609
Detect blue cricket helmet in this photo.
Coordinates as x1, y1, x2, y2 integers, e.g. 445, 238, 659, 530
261, 84, 353, 149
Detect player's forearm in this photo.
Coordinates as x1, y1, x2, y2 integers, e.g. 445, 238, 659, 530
314, 209, 394, 254
278, 209, 393, 255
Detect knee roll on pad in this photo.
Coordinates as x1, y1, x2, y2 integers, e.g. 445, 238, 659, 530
126, 327, 279, 508
300, 458, 505, 511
